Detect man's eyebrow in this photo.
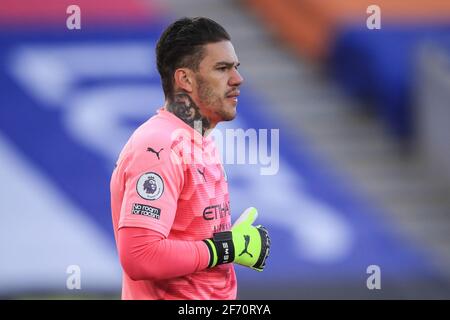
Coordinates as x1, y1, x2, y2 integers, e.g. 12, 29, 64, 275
214, 61, 240, 68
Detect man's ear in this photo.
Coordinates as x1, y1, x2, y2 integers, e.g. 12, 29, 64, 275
174, 68, 194, 93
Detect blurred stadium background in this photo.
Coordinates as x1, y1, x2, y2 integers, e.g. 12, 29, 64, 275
1, 0, 450, 299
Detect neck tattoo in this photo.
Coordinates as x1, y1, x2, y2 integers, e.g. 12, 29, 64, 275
166, 92, 211, 136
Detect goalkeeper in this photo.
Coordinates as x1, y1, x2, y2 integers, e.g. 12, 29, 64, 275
110, 17, 270, 300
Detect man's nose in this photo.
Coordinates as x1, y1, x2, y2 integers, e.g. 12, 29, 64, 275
229, 68, 244, 86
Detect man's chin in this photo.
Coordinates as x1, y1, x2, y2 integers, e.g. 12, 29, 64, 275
222, 115, 236, 122
221, 107, 237, 122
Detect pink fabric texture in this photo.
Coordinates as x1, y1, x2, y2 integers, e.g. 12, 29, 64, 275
110, 108, 236, 299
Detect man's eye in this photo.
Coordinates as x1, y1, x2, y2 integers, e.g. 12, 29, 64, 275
217, 67, 227, 71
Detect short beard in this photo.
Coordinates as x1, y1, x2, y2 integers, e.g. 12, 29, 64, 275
196, 75, 236, 122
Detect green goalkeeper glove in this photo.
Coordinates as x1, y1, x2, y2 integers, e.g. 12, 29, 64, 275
203, 207, 271, 271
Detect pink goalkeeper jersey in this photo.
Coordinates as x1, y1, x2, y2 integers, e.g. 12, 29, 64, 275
110, 108, 236, 300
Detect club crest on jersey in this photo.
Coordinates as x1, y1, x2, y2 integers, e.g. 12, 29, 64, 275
136, 172, 164, 200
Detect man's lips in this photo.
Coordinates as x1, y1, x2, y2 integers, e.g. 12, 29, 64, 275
226, 90, 240, 98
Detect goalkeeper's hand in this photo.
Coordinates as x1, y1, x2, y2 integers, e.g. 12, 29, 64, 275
203, 207, 271, 271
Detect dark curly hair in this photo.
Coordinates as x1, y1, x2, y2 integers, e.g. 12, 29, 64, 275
156, 17, 230, 99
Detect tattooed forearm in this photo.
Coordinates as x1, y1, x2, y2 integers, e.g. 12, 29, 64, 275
166, 92, 211, 135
